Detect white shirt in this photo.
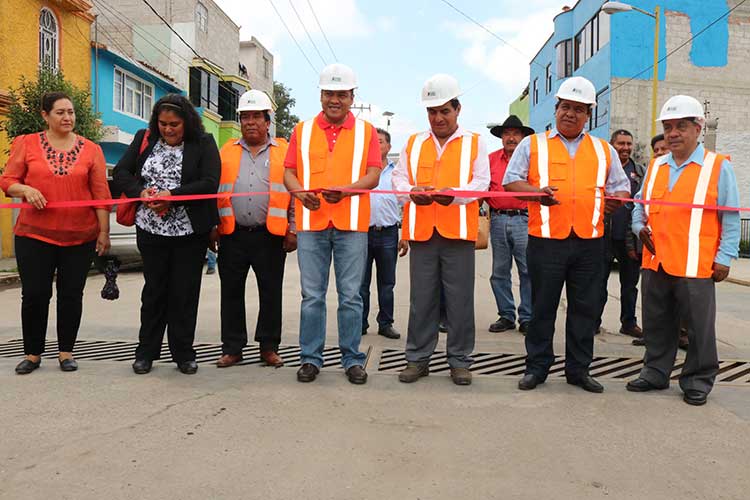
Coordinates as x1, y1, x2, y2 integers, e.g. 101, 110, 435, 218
391, 126, 490, 205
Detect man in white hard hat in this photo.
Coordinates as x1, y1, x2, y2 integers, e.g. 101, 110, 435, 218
283, 63, 381, 384
392, 74, 490, 386
211, 89, 296, 369
503, 76, 630, 393
626, 95, 740, 406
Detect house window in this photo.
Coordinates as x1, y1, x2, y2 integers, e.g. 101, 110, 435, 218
574, 10, 611, 71
263, 56, 270, 78
218, 81, 245, 122
532, 78, 539, 105
114, 67, 154, 120
196, 2, 208, 33
598, 10, 610, 48
555, 39, 573, 78
595, 87, 609, 129
189, 66, 219, 113
39, 8, 59, 70
545, 64, 552, 94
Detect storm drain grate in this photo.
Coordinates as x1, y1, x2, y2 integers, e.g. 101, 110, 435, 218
0, 339, 367, 369
378, 349, 750, 385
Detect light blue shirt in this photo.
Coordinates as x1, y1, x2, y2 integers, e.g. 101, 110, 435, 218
632, 143, 740, 267
369, 162, 402, 227
503, 128, 630, 194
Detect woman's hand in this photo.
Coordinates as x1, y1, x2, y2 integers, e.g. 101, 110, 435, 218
23, 186, 47, 210
147, 190, 172, 216
96, 232, 111, 256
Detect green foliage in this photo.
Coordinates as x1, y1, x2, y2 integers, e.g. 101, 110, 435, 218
273, 80, 300, 140
1, 68, 102, 143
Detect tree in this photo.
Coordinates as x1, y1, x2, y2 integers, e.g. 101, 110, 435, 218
1, 68, 102, 144
273, 81, 299, 140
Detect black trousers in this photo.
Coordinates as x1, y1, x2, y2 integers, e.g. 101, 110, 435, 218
360, 225, 399, 330
525, 235, 604, 380
596, 238, 640, 330
218, 228, 286, 354
135, 229, 208, 363
15, 236, 95, 355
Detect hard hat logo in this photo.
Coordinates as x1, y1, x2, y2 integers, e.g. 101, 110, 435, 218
331, 76, 341, 82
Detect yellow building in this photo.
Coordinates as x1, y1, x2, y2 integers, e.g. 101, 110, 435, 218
0, 0, 94, 257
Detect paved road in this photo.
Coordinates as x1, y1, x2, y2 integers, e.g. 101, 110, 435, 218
0, 250, 749, 499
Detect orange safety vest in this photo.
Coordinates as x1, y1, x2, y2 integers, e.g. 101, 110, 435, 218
217, 138, 290, 236
527, 131, 611, 239
401, 131, 480, 242
641, 149, 724, 278
292, 117, 373, 232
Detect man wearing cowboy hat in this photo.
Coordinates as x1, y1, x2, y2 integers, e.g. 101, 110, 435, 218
487, 115, 534, 335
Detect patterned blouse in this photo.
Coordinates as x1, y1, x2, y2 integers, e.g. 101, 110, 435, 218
135, 140, 194, 236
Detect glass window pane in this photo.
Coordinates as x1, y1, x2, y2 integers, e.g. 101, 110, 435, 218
126, 89, 134, 114
599, 11, 610, 48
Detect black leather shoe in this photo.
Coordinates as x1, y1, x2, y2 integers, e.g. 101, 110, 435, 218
518, 322, 529, 334
59, 358, 78, 372
626, 377, 668, 392
361, 328, 368, 336
489, 317, 515, 333
15, 358, 41, 375
346, 365, 368, 384
518, 373, 543, 390
632, 337, 646, 346
438, 322, 448, 333
567, 374, 604, 393
178, 360, 198, 374
377, 326, 401, 339
132, 359, 153, 375
683, 389, 708, 406
297, 363, 320, 382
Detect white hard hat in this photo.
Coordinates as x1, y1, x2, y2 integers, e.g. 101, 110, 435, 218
236, 89, 273, 113
555, 76, 597, 106
319, 63, 357, 91
657, 95, 705, 123
421, 73, 462, 108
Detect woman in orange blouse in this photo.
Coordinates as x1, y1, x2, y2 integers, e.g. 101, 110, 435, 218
0, 92, 111, 374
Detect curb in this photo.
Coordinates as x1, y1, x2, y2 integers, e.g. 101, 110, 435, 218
0, 274, 21, 286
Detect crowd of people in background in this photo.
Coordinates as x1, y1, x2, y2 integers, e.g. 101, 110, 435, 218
1, 63, 740, 406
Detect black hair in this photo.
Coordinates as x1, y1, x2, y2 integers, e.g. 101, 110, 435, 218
610, 129, 633, 143
263, 110, 271, 122
651, 134, 665, 149
448, 98, 460, 110
376, 127, 391, 144
41, 92, 72, 113
148, 93, 204, 143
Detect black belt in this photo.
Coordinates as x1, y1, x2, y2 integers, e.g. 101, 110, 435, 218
369, 224, 398, 231
491, 209, 528, 217
234, 224, 266, 232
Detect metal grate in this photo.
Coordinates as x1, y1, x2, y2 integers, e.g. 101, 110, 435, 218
378, 349, 750, 385
0, 339, 368, 369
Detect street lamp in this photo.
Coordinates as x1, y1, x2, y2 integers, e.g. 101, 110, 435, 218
602, 1, 661, 139
382, 111, 394, 131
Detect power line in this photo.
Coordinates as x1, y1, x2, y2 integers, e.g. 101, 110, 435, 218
268, 0, 319, 75
306, 0, 338, 62
288, 0, 327, 66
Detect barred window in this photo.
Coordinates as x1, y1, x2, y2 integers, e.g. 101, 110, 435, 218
39, 8, 59, 70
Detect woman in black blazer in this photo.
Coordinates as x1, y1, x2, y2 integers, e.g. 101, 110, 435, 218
113, 94, 219, 375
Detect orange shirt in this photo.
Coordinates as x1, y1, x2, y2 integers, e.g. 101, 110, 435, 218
0, 132, 111, 246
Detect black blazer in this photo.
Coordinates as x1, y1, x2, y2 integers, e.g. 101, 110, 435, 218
113, 129, 220, 234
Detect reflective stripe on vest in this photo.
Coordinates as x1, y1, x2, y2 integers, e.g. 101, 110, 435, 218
407, 132, 429, 240
686, 151, 718, 276
300, 118, 315, 232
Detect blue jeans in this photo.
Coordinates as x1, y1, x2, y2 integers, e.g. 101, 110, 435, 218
360, 225, 399, 330
489, 213, 531, 323
297, 228, 368, 369
206, 249, 217, 270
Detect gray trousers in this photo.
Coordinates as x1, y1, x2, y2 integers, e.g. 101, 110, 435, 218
640, 268, 718, 394
406, 231, 475, 368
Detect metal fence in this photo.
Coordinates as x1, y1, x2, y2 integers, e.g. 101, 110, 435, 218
741, 218, 750, 258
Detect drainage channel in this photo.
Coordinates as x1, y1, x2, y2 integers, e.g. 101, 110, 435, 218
0, 339, 368, 369
377, 349, 750, 385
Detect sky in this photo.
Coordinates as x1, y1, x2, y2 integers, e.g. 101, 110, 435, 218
215, 0, 566, 152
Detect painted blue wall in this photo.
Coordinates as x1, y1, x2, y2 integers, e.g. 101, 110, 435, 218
91, 48, 183, 165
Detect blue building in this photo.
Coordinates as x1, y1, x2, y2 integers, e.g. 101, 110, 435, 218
528, 0, 734, 145
91, 45, 184, 171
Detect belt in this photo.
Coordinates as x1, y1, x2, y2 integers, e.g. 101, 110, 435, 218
369, 224, 398, 231
234, 224, 266, 232
491, 208, 528, 217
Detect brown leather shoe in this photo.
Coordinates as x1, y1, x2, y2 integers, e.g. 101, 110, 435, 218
216, 354, 243, 368
260, 351, 284, 367
450, 367, 472, 386
620, 324, 643, 338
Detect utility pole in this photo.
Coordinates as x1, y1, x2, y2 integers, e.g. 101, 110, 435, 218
351, 103, 371, 118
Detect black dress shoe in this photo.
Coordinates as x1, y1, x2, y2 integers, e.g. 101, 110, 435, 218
518, 322, 529, 334
567, 374, 604, 393
297, 363, 320, 382
15, 358, 41, 375
632, 337, 646, 346
132, 359, 153, 375
626, 377, 668, 392
361, 328, 368, 336
518, 373, 543, 390
177, 360, 198, 374
59, 358, 78, 372
438, 322, 448, 333
683, 389, 708, 406
377, 326, 401, 339
489, 317, 515, 333
346, 365, 368, 384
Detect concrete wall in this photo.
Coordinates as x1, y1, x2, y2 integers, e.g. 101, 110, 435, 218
240, 37, 274, 95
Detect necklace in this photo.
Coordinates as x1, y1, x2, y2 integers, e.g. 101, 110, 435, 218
39, 132, 85, 176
